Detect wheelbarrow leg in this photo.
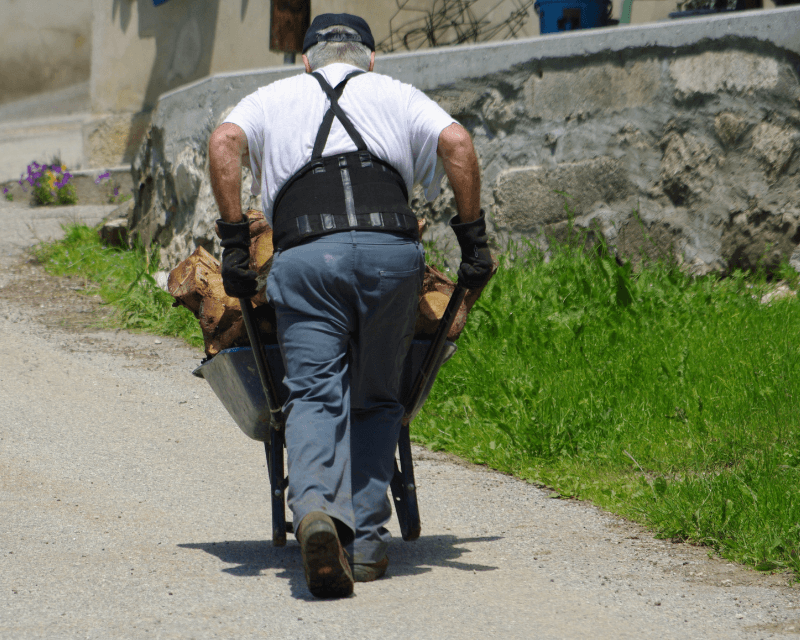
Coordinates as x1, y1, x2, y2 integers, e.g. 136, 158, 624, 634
265, 425, 289, 546
390, 423, 421, 541
393, 284, 467, 542
239, 296, 291, 547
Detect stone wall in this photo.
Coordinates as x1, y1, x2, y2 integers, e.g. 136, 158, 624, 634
130, 7, 800, 275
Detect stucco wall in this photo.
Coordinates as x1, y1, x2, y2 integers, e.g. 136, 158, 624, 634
89, 0, 543, 116
0, 0, 92, 104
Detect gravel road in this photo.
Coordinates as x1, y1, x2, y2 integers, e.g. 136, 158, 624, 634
1, 200, 798, 639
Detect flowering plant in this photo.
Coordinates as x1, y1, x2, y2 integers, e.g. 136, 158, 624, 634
19, 161, 78, 205
95, 171, 130, 204
3, 187, 11, 201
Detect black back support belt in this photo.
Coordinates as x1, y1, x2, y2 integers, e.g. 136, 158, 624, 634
272, 71, 418, 251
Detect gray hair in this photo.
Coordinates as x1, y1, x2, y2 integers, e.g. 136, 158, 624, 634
305, 26, 372, 71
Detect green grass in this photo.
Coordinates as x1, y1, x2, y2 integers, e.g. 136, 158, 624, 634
33, 223, 202, 348
34, 222, 800, 575
414, 238, 800, 576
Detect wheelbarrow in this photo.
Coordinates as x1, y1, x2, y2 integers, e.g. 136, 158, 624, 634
193, 285, 467, 547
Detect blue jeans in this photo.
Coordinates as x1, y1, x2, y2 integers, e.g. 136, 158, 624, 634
266, 230, 425, 564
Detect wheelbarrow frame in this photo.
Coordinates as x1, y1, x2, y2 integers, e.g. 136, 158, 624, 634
195, 285, 467, 547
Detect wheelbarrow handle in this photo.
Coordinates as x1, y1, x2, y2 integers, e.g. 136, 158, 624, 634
239, 297, 288, 547
239, 298, 283, 422
402, 283, 468, 424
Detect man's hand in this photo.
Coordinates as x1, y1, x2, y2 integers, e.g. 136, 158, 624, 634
450, 210, 493, 290
217, 219, 258, 298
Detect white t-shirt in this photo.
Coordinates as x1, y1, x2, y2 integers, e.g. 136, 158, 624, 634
224, 63, 456, 227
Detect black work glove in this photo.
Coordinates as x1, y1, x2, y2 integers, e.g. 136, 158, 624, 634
450, 210, 494, 290
217, 218, 258, 298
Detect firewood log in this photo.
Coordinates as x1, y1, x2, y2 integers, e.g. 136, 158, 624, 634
415, 291, 450, 335
204, 317, 246, 358
167, 246, 222, 315
251, 227, 274, 274
414, 258, 499, 341
169, 216, 498, 356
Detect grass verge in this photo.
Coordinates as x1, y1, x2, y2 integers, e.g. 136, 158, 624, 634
34, 222, 800, 576
33, 223, 202, 349
414, 237, 800, 576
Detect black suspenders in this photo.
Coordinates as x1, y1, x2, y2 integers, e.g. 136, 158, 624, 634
310, 71, 366, 159
270, 70, 419, 251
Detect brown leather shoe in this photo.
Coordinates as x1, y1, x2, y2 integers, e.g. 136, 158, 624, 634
352, 555, 389, 582
296, 512, 354, 598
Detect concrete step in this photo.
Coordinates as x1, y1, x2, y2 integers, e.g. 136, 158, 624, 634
0, 83, 148, 183
0, 82, 90, 124
0, 114, 90, 182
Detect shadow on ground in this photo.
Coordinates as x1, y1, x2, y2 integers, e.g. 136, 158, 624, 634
179, 534, 500, 600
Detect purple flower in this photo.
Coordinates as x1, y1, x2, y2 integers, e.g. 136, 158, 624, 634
2, 187, 8, 194
52, 164, 60, 172
95, 171, 111, 185
113, 186, 120, 197
63, 172, 71, 181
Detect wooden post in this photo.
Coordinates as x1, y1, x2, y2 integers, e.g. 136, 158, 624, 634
270, 0, 310, 55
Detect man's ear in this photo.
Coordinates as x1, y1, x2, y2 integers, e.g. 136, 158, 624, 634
368, 51, 375, 72
303, 54, 312, 73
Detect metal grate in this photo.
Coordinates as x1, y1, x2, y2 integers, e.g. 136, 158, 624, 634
377, 0, 536, 52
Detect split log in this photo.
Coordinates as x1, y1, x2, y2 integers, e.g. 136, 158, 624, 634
169, 211, 278, 358
251, 227, 274, 274
167, 246, 224, 315
414, 258, 499, 341
204, 316, 246, 359
415, 291, 451, 336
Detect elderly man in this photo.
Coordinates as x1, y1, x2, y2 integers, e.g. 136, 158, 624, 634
208, 13, 491, 598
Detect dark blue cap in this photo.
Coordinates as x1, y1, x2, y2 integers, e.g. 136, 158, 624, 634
302, 13, 375, 54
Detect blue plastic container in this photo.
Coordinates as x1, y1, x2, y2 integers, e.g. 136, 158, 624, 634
534, 0, 613, 33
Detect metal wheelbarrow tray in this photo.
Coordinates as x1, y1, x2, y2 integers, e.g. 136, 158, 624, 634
194, 285, 467, 547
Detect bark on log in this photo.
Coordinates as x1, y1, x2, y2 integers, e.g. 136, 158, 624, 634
167, 246, 222, 315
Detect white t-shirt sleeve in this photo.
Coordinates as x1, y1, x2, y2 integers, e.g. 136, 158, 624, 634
223, 91, 265, 196
406, 87, 457, 202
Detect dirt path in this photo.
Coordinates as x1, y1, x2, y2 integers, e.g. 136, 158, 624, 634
1, 201, 798, 639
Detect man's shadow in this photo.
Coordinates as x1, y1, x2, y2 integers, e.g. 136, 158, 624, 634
179, 534, 500, 601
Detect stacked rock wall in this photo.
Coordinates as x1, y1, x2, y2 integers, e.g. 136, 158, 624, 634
130, 8, 800, 275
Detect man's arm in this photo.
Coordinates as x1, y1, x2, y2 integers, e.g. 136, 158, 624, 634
436, 123, 480, 223
209, 122, 250, 224
208, 122, 258, 298
437, 123, 493, 290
